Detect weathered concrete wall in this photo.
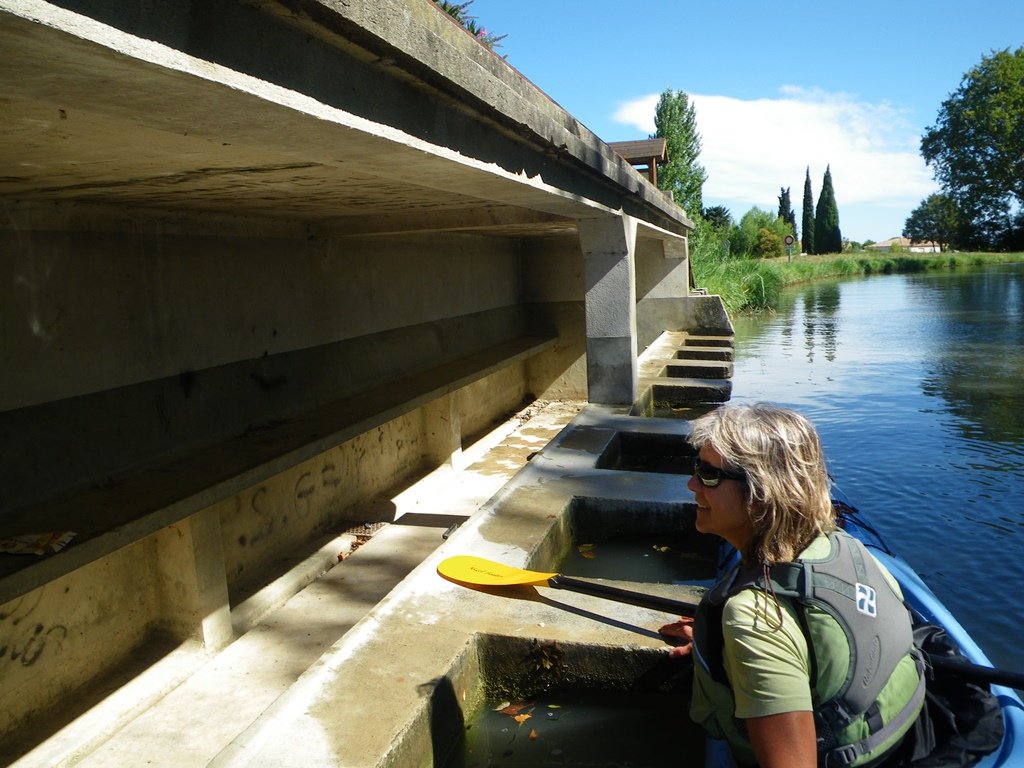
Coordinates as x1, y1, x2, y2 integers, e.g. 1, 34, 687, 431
0, 538, 162, 736
636, 235, 694, 348
458, 363, 530, 443
214, 411, 423, 598
520, 235, 588, 400
0, 201, 574, 735
1, 208, 542, 511
2, 215, 522, 412
0, 370, 537, 738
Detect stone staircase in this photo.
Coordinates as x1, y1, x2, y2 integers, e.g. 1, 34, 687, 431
635, 329, 735, 416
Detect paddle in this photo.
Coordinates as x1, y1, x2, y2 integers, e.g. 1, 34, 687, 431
437, 555, 698, 616
438, 555, 1024, 692
928, 655, 1024, 691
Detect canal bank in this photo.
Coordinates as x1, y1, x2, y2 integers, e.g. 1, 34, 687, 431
694, 251, 1024, 314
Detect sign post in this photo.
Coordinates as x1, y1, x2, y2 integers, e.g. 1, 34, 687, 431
784, 234, 795, 261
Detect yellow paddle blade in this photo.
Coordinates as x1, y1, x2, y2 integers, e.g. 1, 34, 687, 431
437, 555, 557, 587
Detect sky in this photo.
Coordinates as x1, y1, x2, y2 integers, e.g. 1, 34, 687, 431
470, 1, 1024, 243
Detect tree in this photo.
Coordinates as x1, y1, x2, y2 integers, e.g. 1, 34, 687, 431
757, 228, 784, 259
732, 207, 792, 257
921, 47, 1024, 249
777, 186, 797, 239
903, 193, 961, 252
652, 89, 708, 217
813, 165, 842, 254
691, 206, 733, 261
702, 205, 732, 231
801, 167, 815, 255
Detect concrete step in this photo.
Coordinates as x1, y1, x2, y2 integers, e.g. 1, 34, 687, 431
651, 378, 733, 405
636, 330, 736, 414
674, 345, 733, 362
73, 523, 451, 767
683, 334, 733, 348
661, 359, 733, 379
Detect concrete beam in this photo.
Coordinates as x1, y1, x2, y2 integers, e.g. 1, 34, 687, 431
154, 508, 234, 651
327, 205, 572, 237
579, 215, 638, 405
421, 392, 464, 471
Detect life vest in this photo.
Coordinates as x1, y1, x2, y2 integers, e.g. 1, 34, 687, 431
691, 531, 926, 767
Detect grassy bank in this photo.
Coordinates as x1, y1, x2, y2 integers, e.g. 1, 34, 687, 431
693, 251, 1024, 314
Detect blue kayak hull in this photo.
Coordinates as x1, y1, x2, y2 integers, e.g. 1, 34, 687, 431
870, 547, 1024, 767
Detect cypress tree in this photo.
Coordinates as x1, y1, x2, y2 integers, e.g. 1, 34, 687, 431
814, 165, 842, 253
777, 186, 796, 237
801, 167, 815, 255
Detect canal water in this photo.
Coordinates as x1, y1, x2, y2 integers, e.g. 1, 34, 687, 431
728, 262, 1024, 673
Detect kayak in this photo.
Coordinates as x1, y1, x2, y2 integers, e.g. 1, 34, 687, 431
704, 502, 1024, 768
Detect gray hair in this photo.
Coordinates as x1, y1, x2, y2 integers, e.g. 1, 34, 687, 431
688, 403, 835, 564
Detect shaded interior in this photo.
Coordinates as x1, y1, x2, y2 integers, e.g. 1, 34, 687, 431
439, 634, 702, 768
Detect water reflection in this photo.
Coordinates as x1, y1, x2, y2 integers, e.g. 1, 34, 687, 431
801, 283, 840, 363
910, 268, 1024, 444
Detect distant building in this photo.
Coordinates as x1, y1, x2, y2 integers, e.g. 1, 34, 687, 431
867, 236, 940, 253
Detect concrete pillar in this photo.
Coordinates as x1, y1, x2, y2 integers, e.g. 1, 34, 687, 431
154, 508, 234, 652
578, 215, 639, 404
422, 392, 464, 470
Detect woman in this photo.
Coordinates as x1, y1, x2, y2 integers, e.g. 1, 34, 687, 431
661, 404, 926, 768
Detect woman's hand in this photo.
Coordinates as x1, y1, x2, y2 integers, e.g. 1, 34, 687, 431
658, 616, 694, 657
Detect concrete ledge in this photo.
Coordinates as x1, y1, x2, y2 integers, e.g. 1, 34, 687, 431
3, 400, 583, 767
0, 335, 557, 605
196, 402, 710, 767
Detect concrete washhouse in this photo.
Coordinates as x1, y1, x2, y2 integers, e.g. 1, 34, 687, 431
0, 0, 733, 764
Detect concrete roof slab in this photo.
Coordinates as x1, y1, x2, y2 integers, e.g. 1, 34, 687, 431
0, 0, 692, 236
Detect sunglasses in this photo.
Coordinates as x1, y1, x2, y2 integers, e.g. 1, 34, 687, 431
692, 457, 747, 488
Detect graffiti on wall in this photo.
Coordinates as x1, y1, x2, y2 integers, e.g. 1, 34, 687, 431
0, 591, 68, 668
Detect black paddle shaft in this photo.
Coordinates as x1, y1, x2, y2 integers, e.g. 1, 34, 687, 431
548, 574, 698, 616
546, 576, 1024, 692
930, 654, 1024, 691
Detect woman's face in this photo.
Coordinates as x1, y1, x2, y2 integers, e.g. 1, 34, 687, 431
688, 445, 755, 554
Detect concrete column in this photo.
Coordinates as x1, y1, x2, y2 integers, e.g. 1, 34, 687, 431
422, 392, 464, 470
578, 215, 639, 404
154, 508, 234, 652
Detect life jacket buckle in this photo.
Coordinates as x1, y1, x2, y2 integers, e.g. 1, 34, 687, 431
826, 743, 861, 767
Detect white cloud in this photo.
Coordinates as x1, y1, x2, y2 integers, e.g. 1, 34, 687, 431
612, 88, 938, 239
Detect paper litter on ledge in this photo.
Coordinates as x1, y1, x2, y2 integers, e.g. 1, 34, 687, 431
0, 532, 77, 556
